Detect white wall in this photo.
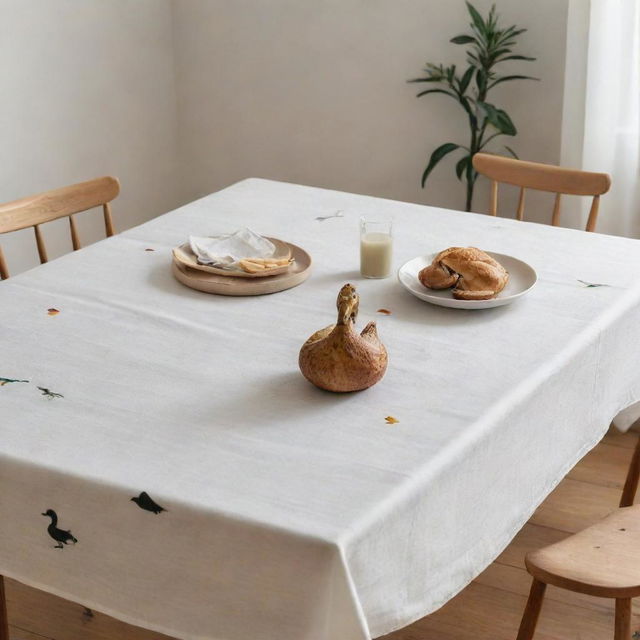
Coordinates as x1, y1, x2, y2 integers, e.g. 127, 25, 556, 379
0, 0, 574, 277
0, 0, 180, 275
172, 0, 569, 220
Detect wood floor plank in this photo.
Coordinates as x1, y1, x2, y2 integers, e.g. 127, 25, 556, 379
567, 442, 635, 489
530, 478, 621, 533
5, 579, 170, 640
495, 523, 569, 569
9, 626, 51, 640
602, 428, 639, 450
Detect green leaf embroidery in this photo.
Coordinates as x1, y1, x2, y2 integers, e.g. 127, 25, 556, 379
0, 377, 29, 386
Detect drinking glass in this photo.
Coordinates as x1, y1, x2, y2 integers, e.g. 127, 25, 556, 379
360, 217, 393, 278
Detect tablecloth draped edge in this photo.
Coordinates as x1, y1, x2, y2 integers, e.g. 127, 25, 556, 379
369, 399, 631, 638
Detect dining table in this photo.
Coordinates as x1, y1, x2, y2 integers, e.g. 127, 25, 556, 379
2, 177, 640, 640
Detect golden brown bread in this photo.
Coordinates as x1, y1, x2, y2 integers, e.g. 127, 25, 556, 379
418, 247, 508, 300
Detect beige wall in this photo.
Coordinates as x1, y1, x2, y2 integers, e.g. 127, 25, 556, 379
0, 0, 180, 275
172, 0, 569, 219
1, 0, 573, 277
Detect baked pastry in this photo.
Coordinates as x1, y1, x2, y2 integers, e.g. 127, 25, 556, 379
418, 247, 508, 300
238, 257, 292, 274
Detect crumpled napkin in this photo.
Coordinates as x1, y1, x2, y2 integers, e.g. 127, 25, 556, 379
189, 228, 275, 267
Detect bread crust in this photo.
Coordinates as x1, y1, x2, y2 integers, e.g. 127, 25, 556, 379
418, 247, 508, 300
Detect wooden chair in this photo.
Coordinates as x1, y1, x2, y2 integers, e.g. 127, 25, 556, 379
0, 576, 7, 640
516, 505, 640, 640
0, 176, 120, 279
472, 153, 611, 232
621, 436, 640, 509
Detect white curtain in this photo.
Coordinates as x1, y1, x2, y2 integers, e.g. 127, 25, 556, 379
582, 0, 640, 238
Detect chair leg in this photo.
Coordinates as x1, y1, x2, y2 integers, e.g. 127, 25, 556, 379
615, 598, 631, 640
620, 435, 640, 507
0, 575, 9, 640
516, 578, 547, 640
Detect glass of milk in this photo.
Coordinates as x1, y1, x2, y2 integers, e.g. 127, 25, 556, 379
360, 217, 393, 278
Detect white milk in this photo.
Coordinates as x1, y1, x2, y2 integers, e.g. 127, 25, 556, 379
360, 232, 392, 278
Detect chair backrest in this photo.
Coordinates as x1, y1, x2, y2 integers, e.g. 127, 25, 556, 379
472, 153, 611, 232
0, 176, 120, 279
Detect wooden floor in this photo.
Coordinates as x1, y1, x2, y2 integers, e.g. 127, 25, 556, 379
6, 428, 640, 640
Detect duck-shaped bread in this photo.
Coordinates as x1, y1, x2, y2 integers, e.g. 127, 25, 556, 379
299, 284, 387, 392
418, 247, 509, 300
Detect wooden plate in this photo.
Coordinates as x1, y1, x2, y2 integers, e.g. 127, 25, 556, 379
172, 237, 292, 278
172, 242, 312, 296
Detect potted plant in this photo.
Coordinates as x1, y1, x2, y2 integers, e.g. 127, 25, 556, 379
409, 2, 537, 211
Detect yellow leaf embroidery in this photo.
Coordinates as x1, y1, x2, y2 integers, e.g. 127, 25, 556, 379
385, 416, 399, 424
47, 308, 60, 316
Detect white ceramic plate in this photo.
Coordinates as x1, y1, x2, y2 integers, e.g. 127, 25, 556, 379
398, 251, 537, 310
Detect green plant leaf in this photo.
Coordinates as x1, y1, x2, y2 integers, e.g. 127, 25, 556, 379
450, 35, 475, 44
498, 54, 536, 62
455, 155, 471, 180
459, 66, 475, 94
503, 145, 518, 159
415, 88, 458, 99
422, 143, 460, 187
487, 74, 539, 89
466, 2, 486, 33
407, 76, 444, 83
477, 101, 516, 135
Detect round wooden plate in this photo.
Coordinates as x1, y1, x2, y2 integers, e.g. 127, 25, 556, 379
172, 237, 292, 278
172, 242, 312, 296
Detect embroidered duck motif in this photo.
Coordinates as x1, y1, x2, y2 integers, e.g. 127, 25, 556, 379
42, 509, 77, 549
37, 386, 63, 399
131, 491, 166, 514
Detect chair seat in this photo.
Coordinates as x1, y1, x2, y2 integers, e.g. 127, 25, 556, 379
526, 505, 640, 598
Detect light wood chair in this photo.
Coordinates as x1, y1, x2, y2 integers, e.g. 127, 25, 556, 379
0, 176, 120, 279
0, 576, 7, 640
517, 505, 640, 640
472, 153, 611, 232
621, 436, 640, 508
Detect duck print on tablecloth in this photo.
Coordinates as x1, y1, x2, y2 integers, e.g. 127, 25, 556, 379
131, 491, 166, 514
37, 386, 63, 399
42, 509, 78, 549
0, 377, 29, 386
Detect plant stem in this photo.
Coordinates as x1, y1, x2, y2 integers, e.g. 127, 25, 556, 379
465, 175, 474, 212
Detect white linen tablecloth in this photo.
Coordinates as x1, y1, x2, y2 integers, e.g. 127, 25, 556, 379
2, 178, 640, 640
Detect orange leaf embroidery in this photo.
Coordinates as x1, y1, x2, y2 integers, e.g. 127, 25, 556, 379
385, 416, 399, 425
47, 308, 60, 316
377, 309, 392, 315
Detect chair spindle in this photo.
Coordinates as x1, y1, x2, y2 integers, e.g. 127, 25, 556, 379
586, 195, 600, 233
490, 181, 498, 216
0, 247, 8, 280
517, 188, 526, 221
551, 193, 562, 227
69, 215, 81, 251
34, 225, 48, 263
103, 203, 115, 237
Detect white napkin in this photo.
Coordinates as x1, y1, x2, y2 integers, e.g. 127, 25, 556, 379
189, 228, 276, 267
